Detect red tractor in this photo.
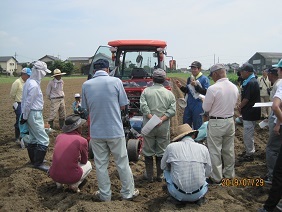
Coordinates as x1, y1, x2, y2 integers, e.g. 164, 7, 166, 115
88, 40, 171, 161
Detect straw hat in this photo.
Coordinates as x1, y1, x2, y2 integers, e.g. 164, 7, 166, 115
62, 114, 86, 133
51, 69, 66, 77
172, 124, 198, 142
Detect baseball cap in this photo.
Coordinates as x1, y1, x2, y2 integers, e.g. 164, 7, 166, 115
153, 68, 166, 78
33, 61, 51, 73
239, 63, 254, 72
189, 61, 201, 69
272, 59, 282, 68
21, 67, 32, 76
93, 59, 109, 70
209, 64, 225, 77
267, 67, 278, 76
74, 93, 81, 98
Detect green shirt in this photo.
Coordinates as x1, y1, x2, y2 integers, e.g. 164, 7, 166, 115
140, 83, 176, 118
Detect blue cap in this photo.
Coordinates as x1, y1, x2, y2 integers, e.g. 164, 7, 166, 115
93, 59, 109, 70
21, 68, 32, 76
272, 59, 282, 68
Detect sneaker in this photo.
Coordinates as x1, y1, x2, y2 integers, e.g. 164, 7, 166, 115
238, 154, 254, 162
20, 138, 25, 149
95, 191, 111, 202
123, 189, 139, 200
69, 185, 80, 193
206, 177, 222, 185
56, 182, 63, 189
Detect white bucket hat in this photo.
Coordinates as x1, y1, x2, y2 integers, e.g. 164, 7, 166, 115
33, 61, 51, 73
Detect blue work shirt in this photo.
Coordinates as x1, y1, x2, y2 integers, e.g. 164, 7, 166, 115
81, 70, 128, 138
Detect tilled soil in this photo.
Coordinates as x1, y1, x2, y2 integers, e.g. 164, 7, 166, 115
0, 77, 271, 212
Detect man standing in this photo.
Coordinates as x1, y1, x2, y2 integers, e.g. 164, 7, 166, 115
81, 59, 138, 201
202, 64, 239, 184
161, 124, 211, 205
21, 61, 51, 172
176, 61, 209, 130
258, 69, 271, 119
10, 68, 31, 143
237, 63, 261, 162
264, 66, 282, 184
46, 69, 66, 129
49, 114, 92, 193
140, 68, 176, 182
259, 59, 282, 212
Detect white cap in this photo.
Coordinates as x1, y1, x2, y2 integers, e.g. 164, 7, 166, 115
33, 61, 51, 73
74, 93, 80, 98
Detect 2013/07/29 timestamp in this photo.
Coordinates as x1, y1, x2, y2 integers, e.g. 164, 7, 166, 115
221, 178, 265, 187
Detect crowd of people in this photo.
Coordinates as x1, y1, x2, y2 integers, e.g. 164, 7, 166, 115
9, 58, 282, 210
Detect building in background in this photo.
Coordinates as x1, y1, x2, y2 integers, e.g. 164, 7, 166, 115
248, 52, 282, 73
39, 55, 61, 64
0, 56, 18, 76
66, 57, 91, 74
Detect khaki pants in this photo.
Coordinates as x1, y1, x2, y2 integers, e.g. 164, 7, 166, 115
207, 118, 235, 182
261, 96, 270, 118
48, 98, 66, 121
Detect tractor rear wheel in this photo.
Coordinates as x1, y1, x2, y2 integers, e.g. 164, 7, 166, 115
127, 139, 141, 162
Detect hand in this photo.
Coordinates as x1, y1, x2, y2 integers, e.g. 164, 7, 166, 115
20, 117, 27, 125
190, 79, 196, 86
175, 80, 182, 88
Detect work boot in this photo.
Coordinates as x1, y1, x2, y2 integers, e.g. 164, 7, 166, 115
34, 144, 50, 172
59, 119, 65, 129
156, 156, 163, 182
48, 121, 54, 129
27, 143, 37, 164
144, 156, 154, 182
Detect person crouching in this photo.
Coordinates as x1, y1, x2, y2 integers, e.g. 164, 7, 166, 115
161, 124, 212, 205
48, 114, 92, 192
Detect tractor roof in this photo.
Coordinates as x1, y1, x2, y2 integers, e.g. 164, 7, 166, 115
108, 40, 167, 48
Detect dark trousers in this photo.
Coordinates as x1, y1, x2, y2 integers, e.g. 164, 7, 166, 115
264, 144, 282, 211
14, 102, 21, 139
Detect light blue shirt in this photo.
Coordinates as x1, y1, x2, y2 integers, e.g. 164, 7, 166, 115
22, 78, 44, 119
81, 70, 128, 138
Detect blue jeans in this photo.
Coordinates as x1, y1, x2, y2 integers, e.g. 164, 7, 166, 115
164, 170, 208, 202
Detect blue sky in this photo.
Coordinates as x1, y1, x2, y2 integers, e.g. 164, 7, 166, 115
0, 0, 281, 69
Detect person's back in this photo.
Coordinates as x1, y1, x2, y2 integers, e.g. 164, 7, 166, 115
49, 133, 88, 184
49, 115, 92, 192
167, 139, 210, 191
82, 71, 126, 138
81, 59, 138, 201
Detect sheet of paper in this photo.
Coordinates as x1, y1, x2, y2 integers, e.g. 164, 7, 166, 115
141, 114, 161, 136
253, 102, 273, 107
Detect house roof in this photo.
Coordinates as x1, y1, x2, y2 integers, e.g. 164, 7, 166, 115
66, 57, 90, 61
39, 55, 61, 61
0, 56, 18, 62
257, 52, 282, 59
